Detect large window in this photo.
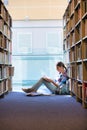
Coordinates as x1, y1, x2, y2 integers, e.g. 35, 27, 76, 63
46, 32, 63, 54
12, 20, 63, 92
17, 33, 32, 54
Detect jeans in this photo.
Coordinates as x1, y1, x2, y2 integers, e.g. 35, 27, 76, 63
31, 77, 57, 94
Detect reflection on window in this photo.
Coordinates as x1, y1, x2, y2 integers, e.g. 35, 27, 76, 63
46, 32, 62, 54
17, 33, 32, 54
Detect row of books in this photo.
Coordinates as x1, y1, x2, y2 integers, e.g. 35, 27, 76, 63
67, 21, 71, 33
75, 5, 81, 24
66, 25, 81, 46
68, 0, 80, 16
4, 24, 12, 39
77, 83, 82, 99
75, 8, 80, 24
83, 0, 87, 15
70, 0, 74, 14
64, 40, 87, 62
0, 66, 14, 79
0, 20, 12, 39
0, 35, 12, 51
64, 38, 87, 60
69, 64, 83, 81
77, 63, 82, 81
70, 79, 77, 94
0, 1, 12, 27
85, 19, 87, 37
66, 19, 87, 42
83, 83, 87, 102
0, 19, 3, 31
0, 52, 12, 64
83, 42, 87, 59
75, 24, 81, 42
64, 0, 87, 27
0, 79, 12, 94
69, 43, 87, 61
76, 43, 82, 60
70, 14, 75, 30
63, 39, 70, 51
70, 80, 87, 101
83, 62, 87, 82
71, 48, 75, 61
71, 30, 75, 45
71, 64, 76, 78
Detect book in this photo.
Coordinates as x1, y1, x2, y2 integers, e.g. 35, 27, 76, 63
0, 67, 2, 79
85, 0, 87, 13
77, 64, 82, 81
83, 83, 87, 101
26, 92, 53, 96
77, 84, 82, 99
0, 19, 3, 31
85, 43, 87, 59
77, 44, 81, 60
85, 19, 87, 36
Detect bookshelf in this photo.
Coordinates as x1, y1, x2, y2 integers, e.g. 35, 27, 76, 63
63, 0, 87, 108
0, 0, 14, 97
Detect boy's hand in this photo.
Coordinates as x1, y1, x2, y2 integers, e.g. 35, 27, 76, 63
42, 77, 59, 87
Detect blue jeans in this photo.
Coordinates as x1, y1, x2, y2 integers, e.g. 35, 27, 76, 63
31, 77, 57, 94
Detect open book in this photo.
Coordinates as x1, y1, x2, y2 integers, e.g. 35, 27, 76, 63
26, 92, 54, 96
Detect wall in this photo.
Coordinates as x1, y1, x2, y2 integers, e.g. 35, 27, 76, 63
6, 0, 68, 20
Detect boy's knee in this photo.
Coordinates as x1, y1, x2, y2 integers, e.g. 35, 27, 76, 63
40, 77, 44, 81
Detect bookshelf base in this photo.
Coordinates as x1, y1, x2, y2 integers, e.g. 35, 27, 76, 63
70, 91, 75, 96
82, 101, 87, 109
0, 93, 4, 98
76, 96, 82, 103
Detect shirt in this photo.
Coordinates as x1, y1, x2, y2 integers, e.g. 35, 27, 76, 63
55, 71, 69, 87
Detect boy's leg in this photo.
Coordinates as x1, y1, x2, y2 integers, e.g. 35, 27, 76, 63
22, 78, 43, 93
42, 80, 57, 94
31, 78, 44, 91
22, 77, 57, 93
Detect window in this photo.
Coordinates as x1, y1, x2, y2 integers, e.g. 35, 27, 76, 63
17, 33, 32, 54
46, 32, 63, 54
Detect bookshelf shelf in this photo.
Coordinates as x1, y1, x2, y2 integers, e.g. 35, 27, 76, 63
74, 0, 81, 10
63, 0, 87, 108
82, 36, 87, 41
0, 0, 14, 97
82, 12, 87, 20
70, 11, 74, 18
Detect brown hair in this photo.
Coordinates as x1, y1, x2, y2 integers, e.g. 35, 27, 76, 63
56, 61, 67, 71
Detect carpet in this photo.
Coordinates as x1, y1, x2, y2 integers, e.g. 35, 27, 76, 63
0, 92, 87, 130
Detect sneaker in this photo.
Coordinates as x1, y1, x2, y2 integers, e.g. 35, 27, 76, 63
22, 88, 34, 93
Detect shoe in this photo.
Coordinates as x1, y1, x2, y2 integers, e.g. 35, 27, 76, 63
55, 90, 59, 95
22, 88, 34, 93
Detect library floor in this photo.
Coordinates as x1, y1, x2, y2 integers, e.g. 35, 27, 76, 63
0, 90, 87, 130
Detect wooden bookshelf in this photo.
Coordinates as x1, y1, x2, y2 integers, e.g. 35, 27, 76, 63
63, 0, 87, 108
0, 0, 14, 97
